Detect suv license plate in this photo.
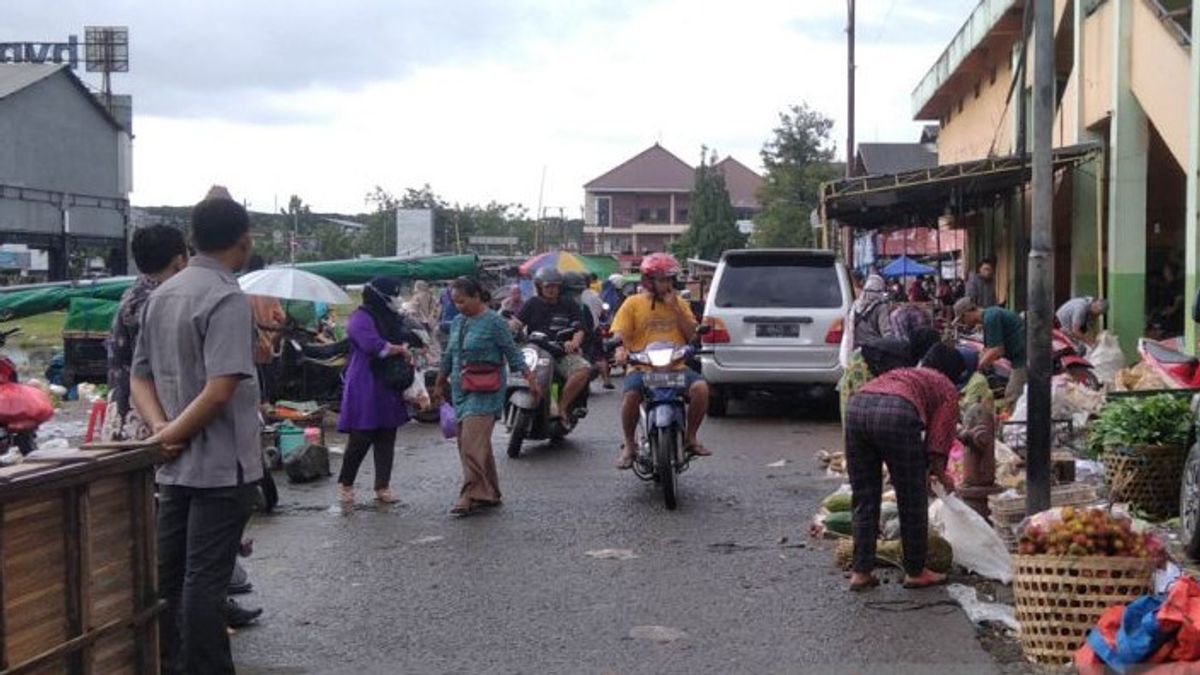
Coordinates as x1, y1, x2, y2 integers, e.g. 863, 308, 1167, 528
645, 372, 687, 388
756, 323, 800, 338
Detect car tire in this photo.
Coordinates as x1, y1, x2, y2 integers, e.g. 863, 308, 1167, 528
1180, 441, 1200, 560
708, 386, 728, 418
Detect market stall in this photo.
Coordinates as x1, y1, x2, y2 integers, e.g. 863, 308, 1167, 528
0, 444, 163, 673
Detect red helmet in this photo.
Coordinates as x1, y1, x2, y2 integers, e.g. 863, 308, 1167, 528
639, 253, 680, 290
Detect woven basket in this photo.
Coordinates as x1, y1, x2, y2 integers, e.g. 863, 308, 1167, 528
988, 484, 1099, 552
1103, 443, 1187, 518
1013, 554, 1154, 665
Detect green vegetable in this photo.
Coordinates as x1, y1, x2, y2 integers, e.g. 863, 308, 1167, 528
1087, 394, 1191, 458
824, 511, 853, 536
822, 491, 852, 513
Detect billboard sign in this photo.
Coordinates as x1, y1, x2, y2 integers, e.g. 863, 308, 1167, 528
395, 209, 434, 257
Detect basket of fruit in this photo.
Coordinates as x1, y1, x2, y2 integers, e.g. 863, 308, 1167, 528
988, 483, 1099, 552
1089, 394, 1190, 518
1012, 506, 1157, 665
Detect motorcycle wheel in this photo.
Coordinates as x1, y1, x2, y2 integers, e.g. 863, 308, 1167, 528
259, 469, 279, 514
656, 428, 677, 510
1180, 442, 1200, 559
507, 409, 530, 459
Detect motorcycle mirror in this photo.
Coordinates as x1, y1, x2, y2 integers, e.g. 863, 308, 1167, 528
696, 324, 712, 336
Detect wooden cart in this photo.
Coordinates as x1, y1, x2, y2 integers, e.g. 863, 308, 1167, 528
0, 446, 163, 675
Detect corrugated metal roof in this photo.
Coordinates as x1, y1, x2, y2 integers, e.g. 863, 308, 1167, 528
856, 143, 938, 175
0, 63, 65, 99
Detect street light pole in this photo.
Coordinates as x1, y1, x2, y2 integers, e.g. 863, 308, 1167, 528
1026, 0, 1055, 515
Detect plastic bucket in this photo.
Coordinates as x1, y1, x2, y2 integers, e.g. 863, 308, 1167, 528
278, 423, 306, 459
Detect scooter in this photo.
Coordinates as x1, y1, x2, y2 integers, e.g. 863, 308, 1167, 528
955, 327, 1099, 395
504, 325, 590, 458
279, 330, 348, 409
0, 327, 52, 456
619, 325, 711, 510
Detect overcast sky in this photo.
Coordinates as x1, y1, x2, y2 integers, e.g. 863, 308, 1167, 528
4, 0, 979, 215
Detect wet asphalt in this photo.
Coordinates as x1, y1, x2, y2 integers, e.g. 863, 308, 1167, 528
231, 387, 1005, 675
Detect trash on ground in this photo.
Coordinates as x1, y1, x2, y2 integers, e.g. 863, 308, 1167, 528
628, 625, 687, 643
766, 459, 787, 468
585, 548, 638, 561
947, 584, 1019, 632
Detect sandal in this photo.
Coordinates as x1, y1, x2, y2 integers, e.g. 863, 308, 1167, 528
337, 485, 354, 504
902, 571, 948, 589
849, 576, 881, 592
685, 442, 712, 457
449, 502, 476, 518
616, 446, 636, 470
375, 489, 401, 504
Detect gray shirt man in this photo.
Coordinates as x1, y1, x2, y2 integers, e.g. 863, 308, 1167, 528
132, 254, 263, 488
965, 273, 997, 308
1057, 296, 1097, 335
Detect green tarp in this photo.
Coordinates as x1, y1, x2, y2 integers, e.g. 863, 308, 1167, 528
63, 297, 119, 336
0, 254, 479, 322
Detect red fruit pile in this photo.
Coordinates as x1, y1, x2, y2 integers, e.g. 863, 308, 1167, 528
1018, 506, 1153, 558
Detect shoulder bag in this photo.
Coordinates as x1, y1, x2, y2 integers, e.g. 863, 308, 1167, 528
457, 318, 502, 393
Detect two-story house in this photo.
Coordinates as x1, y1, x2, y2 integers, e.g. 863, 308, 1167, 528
582, 144, 763, 255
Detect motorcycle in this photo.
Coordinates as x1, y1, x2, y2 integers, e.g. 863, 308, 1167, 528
0, 327, 51, 457
278, 327, 348, 409
503, 324, 590, 458
955, 327, 1099, 397
620, 326, 711, 510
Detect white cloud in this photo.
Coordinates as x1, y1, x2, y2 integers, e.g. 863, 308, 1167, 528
4, 0, 979, 214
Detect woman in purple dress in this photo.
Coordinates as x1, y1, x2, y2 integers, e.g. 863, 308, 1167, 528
337, 276, 419, 504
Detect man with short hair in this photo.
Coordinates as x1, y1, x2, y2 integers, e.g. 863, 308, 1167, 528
954, 297, 1027, 408
105, 225, 188, 441
965, 258, 999, 308
132, 193, 262, 675
1056, 296, 1108, 349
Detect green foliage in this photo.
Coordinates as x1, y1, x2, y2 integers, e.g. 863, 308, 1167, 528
674, 147, 746, 261
1087, 394, 1191, 456
752, 103, 840, 248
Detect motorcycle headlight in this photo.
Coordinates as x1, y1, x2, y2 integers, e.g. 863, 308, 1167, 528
647, 348, 675, 368
522, 347, 539, 370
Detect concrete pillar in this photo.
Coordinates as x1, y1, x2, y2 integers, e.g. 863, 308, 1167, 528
670, 194, 676, 225
1107, 0, 1150, 360
1072, 156, 1100, 296
1185, 0, 1200, 353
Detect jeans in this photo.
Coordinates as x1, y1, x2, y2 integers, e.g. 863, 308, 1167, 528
158, 483, 256, 675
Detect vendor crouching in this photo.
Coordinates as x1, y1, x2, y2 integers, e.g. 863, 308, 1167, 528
845, 343, 965, 592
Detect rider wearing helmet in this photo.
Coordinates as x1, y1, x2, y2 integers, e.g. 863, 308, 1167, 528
611, 253, 711, 469
511, 267, 591, 425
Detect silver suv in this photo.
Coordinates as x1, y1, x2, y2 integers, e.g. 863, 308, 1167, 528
699, 249, 851, 416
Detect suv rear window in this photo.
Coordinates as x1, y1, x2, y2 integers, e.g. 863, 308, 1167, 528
713, 255, 843, 309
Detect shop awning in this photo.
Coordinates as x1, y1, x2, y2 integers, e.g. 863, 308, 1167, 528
821, 143, 1101, 230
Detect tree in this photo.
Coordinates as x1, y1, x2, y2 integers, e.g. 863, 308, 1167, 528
674, 147, 746, 262
752, 103, 840, 248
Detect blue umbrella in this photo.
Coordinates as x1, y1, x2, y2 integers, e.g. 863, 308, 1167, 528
881, 255, 936, 278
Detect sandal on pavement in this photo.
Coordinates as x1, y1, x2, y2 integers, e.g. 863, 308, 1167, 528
849, 576, 881, 592
375, 489, 401, 504
337, 485, 354, 504
685, 443, 712, 457
902, 572, 948, 589
616, 446, 636, 470
449, 502, 476, 518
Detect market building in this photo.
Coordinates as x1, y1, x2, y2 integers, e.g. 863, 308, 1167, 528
0, 63, 132, 280
823, 0, 1199, 358
582, 143, 763, 255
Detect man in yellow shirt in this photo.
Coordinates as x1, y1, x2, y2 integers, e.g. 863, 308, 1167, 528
612, 253, 711, 469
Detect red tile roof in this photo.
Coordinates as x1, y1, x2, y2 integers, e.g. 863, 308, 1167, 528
715, 156, 764, 210
584, 143, 695, 192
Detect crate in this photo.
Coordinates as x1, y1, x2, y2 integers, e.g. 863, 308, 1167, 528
0, 446, 163, 673
1103, 444, 1188, 519
988, 484, 1099, 551
1013, 554, 1153, 665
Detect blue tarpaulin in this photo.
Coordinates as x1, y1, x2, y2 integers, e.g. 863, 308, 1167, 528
881, 255, 935, 277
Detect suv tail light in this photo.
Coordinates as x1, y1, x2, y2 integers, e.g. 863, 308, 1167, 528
701, 317, 730, 344
825, 318, 844, 345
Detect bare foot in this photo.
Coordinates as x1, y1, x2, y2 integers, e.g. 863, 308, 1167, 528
337, 484, 354, 504
616, 443, 636, 470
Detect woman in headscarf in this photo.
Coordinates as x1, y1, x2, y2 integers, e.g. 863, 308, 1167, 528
851, 275, 892, 348
336, 275, 421, 504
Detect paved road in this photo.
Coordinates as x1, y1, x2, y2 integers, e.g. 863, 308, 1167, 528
233, 387, 1004, 674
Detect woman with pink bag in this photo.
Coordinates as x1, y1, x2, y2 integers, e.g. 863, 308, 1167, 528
434, 277, 540, 517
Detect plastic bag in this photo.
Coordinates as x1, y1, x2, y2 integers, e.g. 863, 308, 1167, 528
946, 583, 1019, 631
0, 382, 54, 430
928, 486, 1013, 582
439, 402, 458, 440
1088, 331, 1125, 387
403, 368, 431, 410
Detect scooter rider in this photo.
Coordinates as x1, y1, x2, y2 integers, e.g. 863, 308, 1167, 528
612, 253, 711, 470
509, 268, 591, 426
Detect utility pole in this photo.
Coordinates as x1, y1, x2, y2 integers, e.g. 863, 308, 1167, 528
846, 0, 856, 179
1026, 0, 1055, 515
291, 205, 297, 265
